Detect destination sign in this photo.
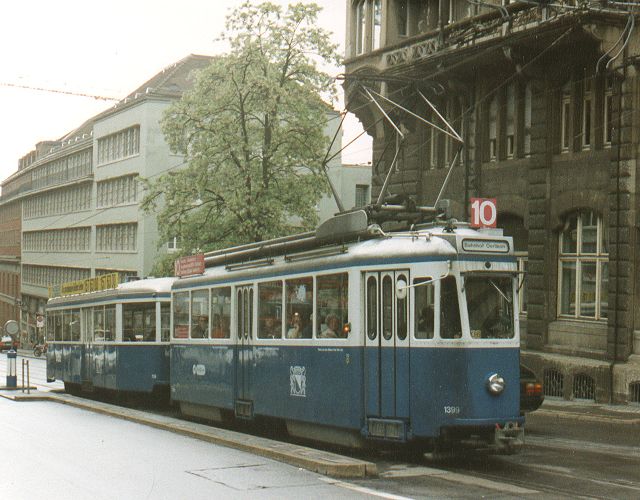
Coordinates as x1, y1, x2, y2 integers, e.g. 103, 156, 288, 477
461, 239, 510, 253
49, 272, 120, 298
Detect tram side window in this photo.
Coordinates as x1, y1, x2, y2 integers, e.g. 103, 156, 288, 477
366, 276, 378, 340
51, 311, 63, 341
396, 273, 408, 340
382, 275, 393, 340
173, 291, 189, 339
440, 277, 462, 339
82, 308, 93, 343
93, 307, 105, 341
123, 303, 156, 342
414, 278, 434, 339
317, 273, 349, 339
258, 281, 283, 339
285, 277, 313, 339
210, 287, 231, 338
93, 305, 115, 341
63, 309, 80, 341
47, 314, 54, 342
104, 305, 116, 341
190, 290, 210, 339
160, 303, 170, 341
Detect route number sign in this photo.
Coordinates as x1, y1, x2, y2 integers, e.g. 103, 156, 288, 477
470, 198, 497, 228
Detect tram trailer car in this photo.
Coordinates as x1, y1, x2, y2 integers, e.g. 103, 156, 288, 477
170, 220, 524, 454
46, 277, 174, 397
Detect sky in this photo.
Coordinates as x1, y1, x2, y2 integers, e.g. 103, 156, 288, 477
0, 0, 371, 181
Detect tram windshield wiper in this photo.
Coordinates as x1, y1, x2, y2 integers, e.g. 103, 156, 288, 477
489, 279, 512, 304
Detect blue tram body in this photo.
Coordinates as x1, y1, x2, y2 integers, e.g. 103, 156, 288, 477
46, 277, 174, 396
169, 218, 525, 453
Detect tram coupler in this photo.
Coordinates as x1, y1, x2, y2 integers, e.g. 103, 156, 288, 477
493, 421, 524, 454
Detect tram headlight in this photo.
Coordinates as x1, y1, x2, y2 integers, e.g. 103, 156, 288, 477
486, 373, 506, 395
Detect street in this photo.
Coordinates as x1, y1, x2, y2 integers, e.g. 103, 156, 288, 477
2, 353, 640, 499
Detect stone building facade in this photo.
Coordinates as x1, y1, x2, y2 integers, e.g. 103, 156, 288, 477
344, 0, 640, 403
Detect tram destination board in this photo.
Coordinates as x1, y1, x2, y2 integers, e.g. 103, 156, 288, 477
175, 253, 205, 277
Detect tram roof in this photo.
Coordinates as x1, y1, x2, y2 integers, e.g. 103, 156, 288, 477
47, 276, 176, 306
173, 223, 513, 289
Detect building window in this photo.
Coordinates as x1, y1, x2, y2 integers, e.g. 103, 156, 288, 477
604, 75, 614, 148
524, 82, 532, 157
167, 236, 181, 252
506, 83, 516, 159
558, 211, 608, 320
561, 82, 571, 152
582, 78, 592, 150
397, 0, 408, 36
356, 0, 366, 54
97, 126, 140, 165
96, 223, 138, 252
96, 175, 139, 208
354, 0, 381, 54
488, 96, 498, 161
355, 184, 370, 207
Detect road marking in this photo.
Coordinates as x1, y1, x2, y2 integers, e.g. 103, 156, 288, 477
320, 478, 414, 499
379, 465, 538, 495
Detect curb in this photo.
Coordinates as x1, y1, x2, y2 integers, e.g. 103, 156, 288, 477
1, 391, 377, 478
531, 408, 640, 427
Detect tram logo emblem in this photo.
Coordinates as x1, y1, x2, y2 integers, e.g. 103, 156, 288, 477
290, 366, 306, 397
192, 364, 206, 376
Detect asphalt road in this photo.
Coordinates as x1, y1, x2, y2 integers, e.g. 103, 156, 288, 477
3, 353, 640, 499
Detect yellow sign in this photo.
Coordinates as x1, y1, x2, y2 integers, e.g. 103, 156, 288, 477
49, 273, 120, 298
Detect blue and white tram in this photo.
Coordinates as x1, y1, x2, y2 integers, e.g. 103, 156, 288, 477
46, 277, 174, 396
170, 215, 524, 453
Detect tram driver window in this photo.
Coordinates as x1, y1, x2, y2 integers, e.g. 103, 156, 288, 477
439, 277, 462, 339
316, 273, 349, 339
465, 276, 515, 339
258, 281, 282, 339
414, 278, 434, 339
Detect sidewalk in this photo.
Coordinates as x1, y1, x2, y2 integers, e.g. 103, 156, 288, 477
525, 398, 640, 447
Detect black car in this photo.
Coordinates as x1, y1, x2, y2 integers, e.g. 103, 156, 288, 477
520, 364, 544, 414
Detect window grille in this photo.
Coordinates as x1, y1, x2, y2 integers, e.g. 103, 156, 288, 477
543, 368, 564, 398
629, 382, 640, 404
573, 373, 595, 401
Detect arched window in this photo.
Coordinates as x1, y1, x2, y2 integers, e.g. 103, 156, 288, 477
558, 211, 608, 320
561, 81, 571, 152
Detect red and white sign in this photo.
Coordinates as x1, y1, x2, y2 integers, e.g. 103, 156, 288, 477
470, 198, 497, 228
36, 315, 45, 328
174, 253, 205, 277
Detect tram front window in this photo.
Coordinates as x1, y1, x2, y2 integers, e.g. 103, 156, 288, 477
465, 276, 515, 339
440, 276, 462, 339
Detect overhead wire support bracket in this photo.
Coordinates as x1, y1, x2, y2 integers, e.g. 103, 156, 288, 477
360, 85, 405, 140
367, 87, 463, 143
417, 90, 464, 143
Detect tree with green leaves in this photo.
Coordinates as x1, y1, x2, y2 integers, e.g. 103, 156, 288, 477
142, 1, 340, 275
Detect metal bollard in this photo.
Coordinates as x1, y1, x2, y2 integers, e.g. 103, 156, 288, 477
21, 359, 30, 394
6, 349, 16, 388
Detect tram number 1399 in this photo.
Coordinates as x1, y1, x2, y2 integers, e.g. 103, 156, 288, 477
444, 406, 461, 415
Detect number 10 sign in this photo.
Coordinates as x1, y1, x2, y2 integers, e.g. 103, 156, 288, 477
470, 198, 497, 228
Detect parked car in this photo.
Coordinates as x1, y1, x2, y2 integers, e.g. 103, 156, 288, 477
1, 335, 17, 352
520, 364, 544, 414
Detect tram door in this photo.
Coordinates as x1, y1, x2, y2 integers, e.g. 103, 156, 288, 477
364, 271, 410, 420
235, 286, 254, 414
